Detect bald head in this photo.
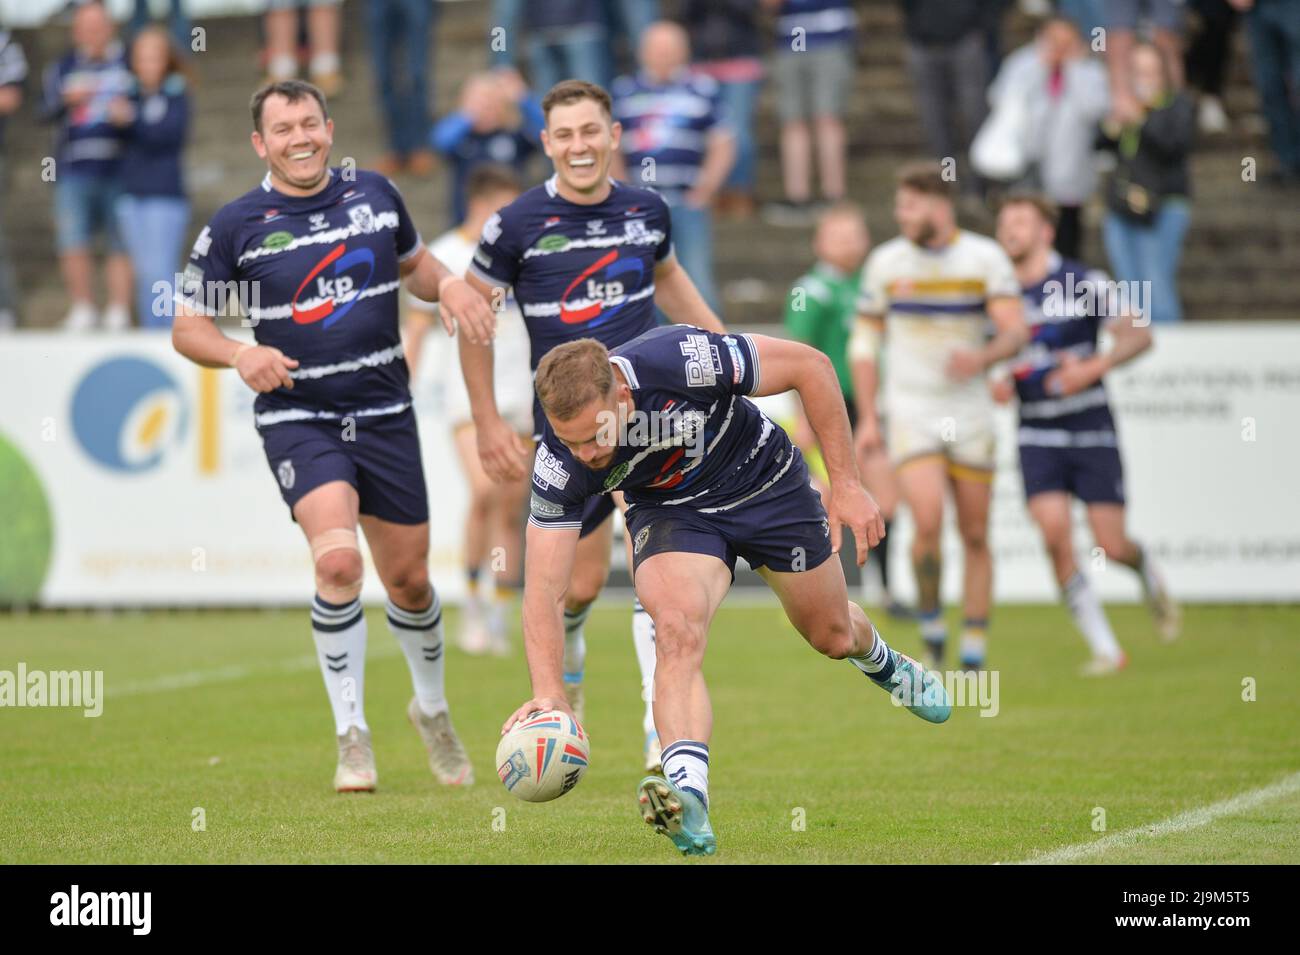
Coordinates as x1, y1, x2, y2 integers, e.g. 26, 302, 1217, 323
640, 21, 690, 83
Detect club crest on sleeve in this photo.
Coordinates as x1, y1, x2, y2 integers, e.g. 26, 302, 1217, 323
723, 335, 746, 385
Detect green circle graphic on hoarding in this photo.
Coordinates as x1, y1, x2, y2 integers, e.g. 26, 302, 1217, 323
0, 433, 53, 604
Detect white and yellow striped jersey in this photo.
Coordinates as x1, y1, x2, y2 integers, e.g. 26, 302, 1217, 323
856, 230, 1019, 470
857, 230, 1019, 402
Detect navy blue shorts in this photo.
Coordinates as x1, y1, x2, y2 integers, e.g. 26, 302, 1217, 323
258, 407, 430, 524
1019, 443, 1126, 505
624, 453, 834, 582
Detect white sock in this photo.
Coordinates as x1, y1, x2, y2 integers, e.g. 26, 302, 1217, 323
661, 739, 711, 808
268, 53, 297, 80
309, 51, 340, 76
311, 595, 368, 735
486, 590, 507, 641
563, 604, 590, 685
919, 610, 948, 646
632, 598, 657, 733
387, 593, 446, 718
1064, 572, 1123, 659
846, 621, 894, 680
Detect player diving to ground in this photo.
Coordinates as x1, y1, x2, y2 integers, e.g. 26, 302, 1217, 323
993, 194, 1180, 674
501, 325, 951, 857
850, 162, 1030, 672
462, 80, 727, 772
172, 81, 496, 792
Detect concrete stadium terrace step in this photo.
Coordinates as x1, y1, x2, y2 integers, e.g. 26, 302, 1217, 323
3, 0, 1295, 327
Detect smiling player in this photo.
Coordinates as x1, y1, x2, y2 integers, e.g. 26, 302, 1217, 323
462, 80, 727, 772
172, 81, 495, 793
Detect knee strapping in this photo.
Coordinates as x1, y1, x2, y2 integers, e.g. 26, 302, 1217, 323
311, 528, 363, 603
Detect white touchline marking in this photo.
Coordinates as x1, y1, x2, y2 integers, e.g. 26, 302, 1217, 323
1013, 770, 1300, 864
107, 647, 402, 699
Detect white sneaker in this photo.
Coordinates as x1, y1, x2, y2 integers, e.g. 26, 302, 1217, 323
102, 304, 131, 331
407, 698, 474, 785
334, 725, 377, 792
1198, 96, 1229, 135
62, 302, 97, 332
1080, 652, 1128, 677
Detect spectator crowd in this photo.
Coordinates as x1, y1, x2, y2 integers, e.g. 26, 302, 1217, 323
0, 0, 1297, 329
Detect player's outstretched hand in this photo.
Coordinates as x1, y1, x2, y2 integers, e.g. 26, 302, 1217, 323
501, 696, 574, 735
827, 482, 885, 566
235, 345, 298, 393
440, 276, 496, 345
477, 414, 530, 483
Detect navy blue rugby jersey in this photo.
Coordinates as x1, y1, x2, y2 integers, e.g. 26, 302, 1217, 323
467, 175, 673, 374
179, 168, 422, 427
528, 325, 802, 529
1011, 253, 1119, 447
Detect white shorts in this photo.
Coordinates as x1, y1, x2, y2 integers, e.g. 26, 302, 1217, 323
887, 394, 996, 475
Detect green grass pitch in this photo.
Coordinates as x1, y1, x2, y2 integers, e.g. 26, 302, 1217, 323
2, 603, 1297, 864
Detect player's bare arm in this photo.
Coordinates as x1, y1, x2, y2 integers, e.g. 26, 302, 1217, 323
461, 269, 530, 482
1046, 310, 1154, 397
502, 521, 581, 732
653, 256, 726, 333
751, 334, 885, 562
848, 313, 885, 454
948, 295, 1031, 381
400, 245, 496, 345
172, 303, 298, 392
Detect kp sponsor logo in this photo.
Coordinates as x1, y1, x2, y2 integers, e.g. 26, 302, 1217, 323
560, 250, 644, 325
292, 242, 375, 328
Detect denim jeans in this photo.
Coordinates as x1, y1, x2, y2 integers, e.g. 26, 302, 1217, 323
528, 35, 608, 93
55, 173, 125, 254
366, 0, 436, 156
717, 78, 761, 192
1245, 0, 1300, 174
1060, 0, 1106, 38
116, 194, 190, 328
1102, 199, 1191, 325
667, 202, 719, 314
131, 0, 191, 53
